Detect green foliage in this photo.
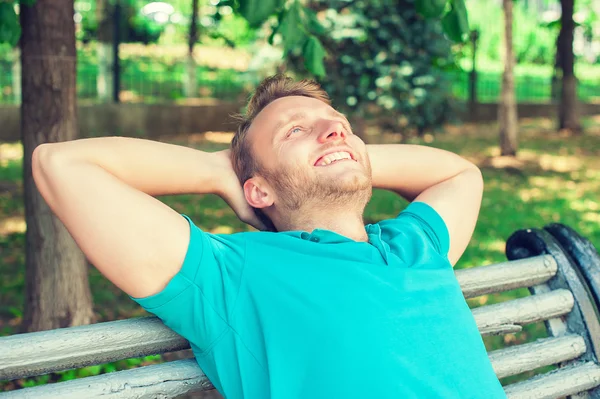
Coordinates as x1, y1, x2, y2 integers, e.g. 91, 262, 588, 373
441, 0, 468, 42
415, 0, 447, 18
416, 0, 469, 42
239, 0, 282, 27
233, 0, 471, 77
206, 9, 257, 48
79, 3, 166, 45
291, 0, 458, 135
0, 3, 21, 46
276, 1, 306, 51
304, 35, 326, 77
243, 0, 328, 77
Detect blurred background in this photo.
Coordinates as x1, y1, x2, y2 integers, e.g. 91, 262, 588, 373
1, 0, 600, 395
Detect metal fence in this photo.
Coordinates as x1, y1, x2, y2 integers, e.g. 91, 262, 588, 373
0, 60, 249, 105
1, 56, 598, 106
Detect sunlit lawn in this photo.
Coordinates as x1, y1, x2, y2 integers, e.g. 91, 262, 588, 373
1, 116, 599, 388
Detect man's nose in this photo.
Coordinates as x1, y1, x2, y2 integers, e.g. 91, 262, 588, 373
317, 120, 346, 143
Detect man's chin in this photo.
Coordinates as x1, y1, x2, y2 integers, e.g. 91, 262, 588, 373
317, 176, 372, 196
332, 172, 371, 188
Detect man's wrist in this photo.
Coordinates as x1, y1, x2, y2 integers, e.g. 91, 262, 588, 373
205, 150, 237, 198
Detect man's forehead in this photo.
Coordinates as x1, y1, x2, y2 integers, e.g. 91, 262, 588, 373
247, 96, 347, 147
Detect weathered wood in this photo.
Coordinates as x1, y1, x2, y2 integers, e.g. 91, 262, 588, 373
0, 290, 576, 380
0, 317, 189, 381
479, 324, 523, 336
530, 283, 569, 338
456, 255, 557, 299
504, 362, 600, 399
0, 359, 212, 399
489, 335, 586, 378
473, 289, 575, 333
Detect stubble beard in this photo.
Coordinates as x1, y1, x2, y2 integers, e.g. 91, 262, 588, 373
262, 161, 373, 214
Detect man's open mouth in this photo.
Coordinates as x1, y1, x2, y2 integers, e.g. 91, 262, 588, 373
314, 151, 356, 166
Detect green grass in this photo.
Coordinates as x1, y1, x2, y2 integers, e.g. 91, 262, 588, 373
1, 116, 600, 389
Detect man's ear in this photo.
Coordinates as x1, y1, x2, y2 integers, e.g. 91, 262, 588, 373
244, 177, 275, 209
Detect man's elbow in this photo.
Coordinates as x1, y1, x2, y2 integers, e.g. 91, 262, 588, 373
32, 143, 58, 184
458, 165, 484, 200
32, 143, 51, 185
31, 143, 68, 209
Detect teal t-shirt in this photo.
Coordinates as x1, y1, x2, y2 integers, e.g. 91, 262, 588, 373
132, 202, 506, 399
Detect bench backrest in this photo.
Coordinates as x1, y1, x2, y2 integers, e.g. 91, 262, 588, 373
1, 223, 600, 399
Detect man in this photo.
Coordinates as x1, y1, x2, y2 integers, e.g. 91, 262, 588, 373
32, 75, 506, 398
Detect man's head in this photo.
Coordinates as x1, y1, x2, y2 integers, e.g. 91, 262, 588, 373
231, 75, 372, 231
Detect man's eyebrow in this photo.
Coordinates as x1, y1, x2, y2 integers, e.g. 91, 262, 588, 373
272, 109, 348, 140
272, 112, 308, 135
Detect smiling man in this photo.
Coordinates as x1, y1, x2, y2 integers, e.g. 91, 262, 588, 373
32, 75, 506, 399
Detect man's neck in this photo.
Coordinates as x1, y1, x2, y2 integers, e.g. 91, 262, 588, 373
274, 207, 369, 242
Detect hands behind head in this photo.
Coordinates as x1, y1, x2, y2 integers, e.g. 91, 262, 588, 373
213, 149, 267, 232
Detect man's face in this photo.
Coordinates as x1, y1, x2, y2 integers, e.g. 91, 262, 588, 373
245, 95, 372, 213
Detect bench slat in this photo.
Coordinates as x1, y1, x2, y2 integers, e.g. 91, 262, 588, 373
0, 359, 212, 399
4, 346, 596, 399
473, 289, 574, 335
489, 335, 586, 379
0, 317, 189, 381
456, 255, 558, 299
0, 289, 576, 380
504, 361, 600, 399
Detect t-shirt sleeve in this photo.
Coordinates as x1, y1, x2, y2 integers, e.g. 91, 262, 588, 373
130, 215, 245, 354
378, 201, 450, 267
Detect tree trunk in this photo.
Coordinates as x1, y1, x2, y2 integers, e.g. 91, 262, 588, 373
96, 0, 115, 102
184, 0, 199, 98
499, 0, 518, 156
558, 0, 581, 133
20, 0, 95, 332
551, 32, 562, 103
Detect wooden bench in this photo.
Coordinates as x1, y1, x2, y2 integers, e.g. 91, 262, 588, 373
2, 223, 600, 399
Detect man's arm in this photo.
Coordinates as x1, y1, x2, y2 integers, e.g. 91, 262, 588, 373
32, 137, 254, 298
367, 144, 483, 266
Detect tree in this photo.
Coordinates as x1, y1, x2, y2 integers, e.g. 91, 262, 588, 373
20, 0, 95, 332
233, 0, 470, 78
499, 0, 518, 156
557, 0, 581, 133
292, 0, 459, 138
184, 0, 200, 98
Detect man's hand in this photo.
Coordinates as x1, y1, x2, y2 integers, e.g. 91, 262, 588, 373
31, 138, 264, 300
213, 149, 266, 231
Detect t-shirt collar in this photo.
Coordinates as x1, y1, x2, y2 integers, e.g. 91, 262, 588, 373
281, 224, 381, 245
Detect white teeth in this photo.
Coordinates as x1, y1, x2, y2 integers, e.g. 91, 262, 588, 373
316, 151, 353, 166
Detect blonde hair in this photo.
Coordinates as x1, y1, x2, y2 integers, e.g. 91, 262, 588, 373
231, 74, 331, 231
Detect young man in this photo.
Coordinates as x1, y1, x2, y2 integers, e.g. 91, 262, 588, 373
32, 75, 506, 398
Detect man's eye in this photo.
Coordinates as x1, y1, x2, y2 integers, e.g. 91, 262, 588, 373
289, 127, 303, 135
